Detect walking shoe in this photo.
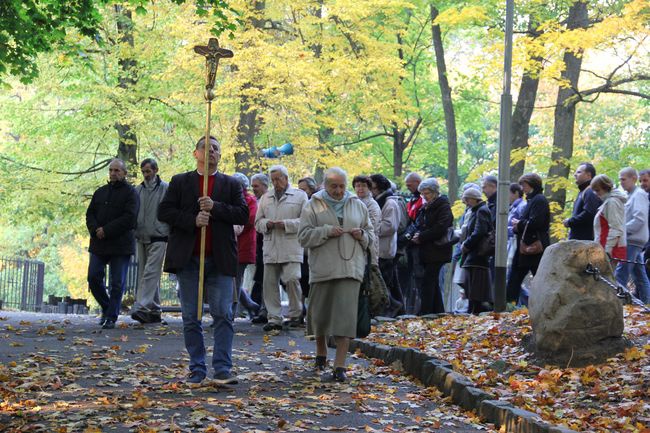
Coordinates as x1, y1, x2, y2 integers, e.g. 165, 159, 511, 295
284, 317, 304, 328
213, 372, 239, 385
314, 356, 327, 371
322, 367, 347, 383
130, 310, 147, 324
187, 371, 206, 384
262, 322, 283, 332
147, 312, 162, 323
102, 320, 116, 330
333, 367, 347, 382
251, 314, 268, 324
98, 316, 107, 326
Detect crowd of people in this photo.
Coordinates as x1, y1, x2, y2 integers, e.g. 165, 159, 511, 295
84, 137, 650, 383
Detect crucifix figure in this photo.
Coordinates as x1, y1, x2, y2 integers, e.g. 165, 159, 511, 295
194, 38, 234, 101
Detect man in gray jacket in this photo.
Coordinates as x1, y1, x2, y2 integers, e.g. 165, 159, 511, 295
131, 158, 170, 323
615, 167, 649, 304
254, 165, 308, 331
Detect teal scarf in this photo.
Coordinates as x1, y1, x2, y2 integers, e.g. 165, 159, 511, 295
321, 190, 351, 219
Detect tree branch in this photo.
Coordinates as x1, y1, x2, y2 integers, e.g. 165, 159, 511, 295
332, 132, 392, 147
0, 154, 112, 175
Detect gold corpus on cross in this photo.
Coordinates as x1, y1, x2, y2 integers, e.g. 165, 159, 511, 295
194, 38, 234, 101
193, 38, 233, 320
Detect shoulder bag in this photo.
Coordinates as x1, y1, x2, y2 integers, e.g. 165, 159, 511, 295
519, 221, 544, 256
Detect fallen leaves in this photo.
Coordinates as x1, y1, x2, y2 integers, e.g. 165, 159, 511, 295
369, 305, 650, 433
0, 313, 492, 433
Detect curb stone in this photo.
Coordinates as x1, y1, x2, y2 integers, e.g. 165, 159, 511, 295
350, 338, 579, 433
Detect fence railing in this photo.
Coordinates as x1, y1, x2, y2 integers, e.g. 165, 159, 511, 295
0, 257, 45, 311
120, 259, 179, 306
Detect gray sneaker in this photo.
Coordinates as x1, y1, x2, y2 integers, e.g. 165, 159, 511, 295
213, 372, 239, 385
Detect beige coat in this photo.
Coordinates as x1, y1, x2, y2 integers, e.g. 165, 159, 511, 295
298, 191, 374, 284
255, 186, 308, 263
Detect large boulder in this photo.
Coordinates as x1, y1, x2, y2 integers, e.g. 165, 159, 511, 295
528, 240, 626, 365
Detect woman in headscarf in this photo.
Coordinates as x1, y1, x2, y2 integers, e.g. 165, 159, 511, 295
506, 173, 550, 305
459, 187, 493, 315
299, 167, 374, 382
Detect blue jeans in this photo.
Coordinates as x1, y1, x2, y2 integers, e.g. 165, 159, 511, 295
87, 253, 131, 321
177, 257, 234, 376
616, 245, 650, 304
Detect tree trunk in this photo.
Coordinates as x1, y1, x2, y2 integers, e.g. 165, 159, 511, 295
430, 5, 458, 202
234, 0, 265, 175
393, 125, 405, 179
545, 1, 589, 215
510, 21, 543, 183
114, 5, 138, 174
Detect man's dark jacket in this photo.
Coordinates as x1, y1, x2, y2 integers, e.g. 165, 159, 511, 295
567, 182, 602, 240
158, 171, 248, 276
487, 192, 497, 225
86, 180, 139, 256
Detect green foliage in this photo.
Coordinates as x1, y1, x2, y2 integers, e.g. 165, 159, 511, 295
0, 0, 238, 85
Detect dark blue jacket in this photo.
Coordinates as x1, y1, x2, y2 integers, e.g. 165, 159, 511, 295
461, 201, 492, 268
514, 189, 550, 267
86, 180, 139, 256
567, 182, 601, 241
418, 195, 454, 264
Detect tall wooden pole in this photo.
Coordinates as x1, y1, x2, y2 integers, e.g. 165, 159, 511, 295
193, 38, 233, 320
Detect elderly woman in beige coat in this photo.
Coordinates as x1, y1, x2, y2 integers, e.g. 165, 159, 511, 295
299, 167, 374, 382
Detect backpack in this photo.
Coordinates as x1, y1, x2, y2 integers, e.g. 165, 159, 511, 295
395, 196, 410, 235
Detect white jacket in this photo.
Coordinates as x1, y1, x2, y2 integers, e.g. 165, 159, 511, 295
594, 189, 627, 255
298, 191, 373, 284
255, 186, 308, 263
624, 186, 650, 248
376, 195, 401, 259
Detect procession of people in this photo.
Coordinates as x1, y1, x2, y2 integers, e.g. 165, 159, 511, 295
86, 138, 650, 383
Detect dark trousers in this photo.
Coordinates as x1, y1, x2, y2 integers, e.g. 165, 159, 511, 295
379, 257, 404, 314
419, 262, 445, 315
506, 253, 539, 304
87, 253, 130, 321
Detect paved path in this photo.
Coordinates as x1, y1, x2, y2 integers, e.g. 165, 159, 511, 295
0, 311, 491, 432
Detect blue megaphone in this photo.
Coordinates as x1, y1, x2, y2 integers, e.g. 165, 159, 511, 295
261, 142, 294, 158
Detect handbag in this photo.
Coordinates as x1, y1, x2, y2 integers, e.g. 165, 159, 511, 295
519, 222, 544, 256
477, 229, 495, 257
433, 227, 460, 246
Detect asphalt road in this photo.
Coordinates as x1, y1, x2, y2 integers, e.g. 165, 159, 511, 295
0, 311, 491, 432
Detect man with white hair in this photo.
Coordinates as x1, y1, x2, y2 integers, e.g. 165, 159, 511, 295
615, 167, 650, 303
255, 165, 309, 330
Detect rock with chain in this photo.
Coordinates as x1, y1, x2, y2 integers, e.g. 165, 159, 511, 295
527, 240, 627, 366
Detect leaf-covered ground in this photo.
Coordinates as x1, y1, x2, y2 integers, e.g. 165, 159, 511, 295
368, 307, 650, 433
0, 312, 490, 432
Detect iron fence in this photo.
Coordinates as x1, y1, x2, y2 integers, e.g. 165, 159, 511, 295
118, 258, 179, 306
0, 257, 45, 311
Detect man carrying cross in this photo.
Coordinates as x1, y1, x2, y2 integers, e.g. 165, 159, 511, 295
158, 136, 248, 384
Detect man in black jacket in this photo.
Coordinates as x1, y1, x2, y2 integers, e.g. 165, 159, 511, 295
158, 136, 248, 385
564, 163, 601, 240
86, 159, 139, 330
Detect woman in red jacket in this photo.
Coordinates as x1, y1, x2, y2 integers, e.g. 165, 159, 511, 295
233, 173, 260, 318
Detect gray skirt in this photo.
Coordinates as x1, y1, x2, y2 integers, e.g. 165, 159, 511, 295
307, 278, 360, 338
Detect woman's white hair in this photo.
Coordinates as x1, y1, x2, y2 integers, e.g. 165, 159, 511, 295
324, 167, 348, 185
232, 172, 250, 189
269, 165, 289, 179
418, 177, 440, 194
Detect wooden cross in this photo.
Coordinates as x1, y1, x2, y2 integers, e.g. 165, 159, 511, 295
193, 38, 233, 101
